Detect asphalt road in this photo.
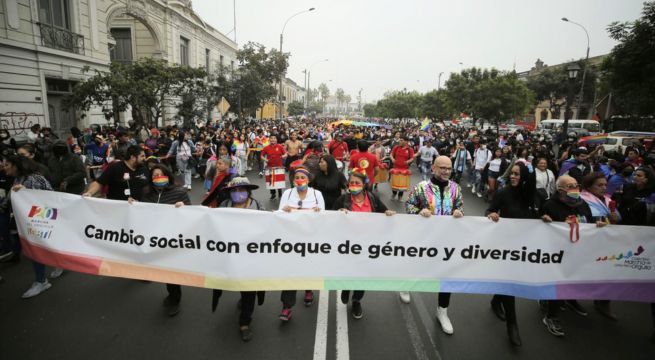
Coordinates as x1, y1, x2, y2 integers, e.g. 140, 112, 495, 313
1, 167, 653, 360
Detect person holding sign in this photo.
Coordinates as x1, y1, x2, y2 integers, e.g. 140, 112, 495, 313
486, 161, 538, 347
333, 167, 395, 319
403, 155, 463, 335
214, 177, 265, 342
135, 164, 190, 317
278, 166, 325, 321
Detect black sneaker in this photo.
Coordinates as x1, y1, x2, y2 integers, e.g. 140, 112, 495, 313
166, 303, 180, 317
542, 316, 565, 337
240, 327, 253, 342
565, 300, 588, 316
341, 290, 349, 304
270, 194, 276, 200
162, 296, 179, 308
351, 301, 363, 319
0, 251, 14, 262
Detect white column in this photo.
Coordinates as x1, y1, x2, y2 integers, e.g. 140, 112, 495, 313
5, 0, 19, 29
89, 0, 100, 51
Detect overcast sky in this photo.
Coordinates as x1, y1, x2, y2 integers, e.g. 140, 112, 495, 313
193, 0, 645, 102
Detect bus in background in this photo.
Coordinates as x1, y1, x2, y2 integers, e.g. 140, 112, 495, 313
537, 119, 601, 136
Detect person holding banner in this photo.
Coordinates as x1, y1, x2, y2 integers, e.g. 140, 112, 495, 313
486, 161, 538, 347
540, 175, 597, 337
278, 166, 325, 321
403, 155, 463, 335
214, 177, 265, 342
5, 155, 56, 298
135, 164, 190, 317
333, 167, 395, 319
83, 145, 149, 202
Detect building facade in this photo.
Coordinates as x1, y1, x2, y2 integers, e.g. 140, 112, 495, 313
257, 77, 306, 119
0, 0, 237, 141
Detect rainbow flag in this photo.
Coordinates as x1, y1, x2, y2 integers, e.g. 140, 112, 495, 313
420, 117, 430, 131
578, 134, 607, 145
231, 139, 242, 152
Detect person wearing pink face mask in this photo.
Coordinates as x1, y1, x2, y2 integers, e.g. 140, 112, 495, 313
333, 167, 395, 319
277, 166, 325, 321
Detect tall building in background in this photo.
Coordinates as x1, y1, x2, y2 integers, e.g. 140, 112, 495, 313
0, 0, 237, 141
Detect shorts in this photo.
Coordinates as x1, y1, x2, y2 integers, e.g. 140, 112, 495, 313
488, 170, 500, 179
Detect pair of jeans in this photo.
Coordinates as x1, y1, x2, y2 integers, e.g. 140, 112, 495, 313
342, 290, 364, 302
419, 160, 432, 181
177, 158, 191, 187
281, 290, 312, 309
492, 294, 517, 324
438, 292, 451, 308
166, 284, 181, 304
0, 212, 11, 254
33, 260, 45, 283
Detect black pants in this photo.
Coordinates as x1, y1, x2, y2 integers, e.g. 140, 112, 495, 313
166, 284, 181, 304
438, 292, 451, 308
392, 190, 405, 198
214, 290, 257, 326
281, 290, 312, 309
270, 189, 283, 197
546, 300, 562, 317
492, 294, 517, 324
342, 290, 365, 302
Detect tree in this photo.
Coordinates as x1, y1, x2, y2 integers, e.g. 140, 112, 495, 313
318, 83, 330, 113
375, 90, 422, 119
474, 72, 534, 131
335, 88, 346, 114
418, 90, 450, 120
65, 58, 207, 127
603, 1, 655, 115
363, 103, 379, 117
527, 63, 599, 120
444, 67, 499, 125
212, 42, 288, 118
287, 101, 305, 116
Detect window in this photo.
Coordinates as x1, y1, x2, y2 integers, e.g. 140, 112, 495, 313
110, 29, 133, 63
205, 48, 211, 71
230, 60, 234, 70
219, 55, 224, 68
39, 0, 70, 30
180, 37, 189, 65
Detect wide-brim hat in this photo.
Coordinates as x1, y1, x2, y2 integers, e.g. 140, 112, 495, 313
221, 177, 259, 192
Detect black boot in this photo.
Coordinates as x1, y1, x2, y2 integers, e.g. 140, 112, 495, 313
491, 297, 506, 321
507, 323, 522, 347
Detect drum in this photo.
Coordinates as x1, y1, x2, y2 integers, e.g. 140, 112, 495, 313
390, 169, 412, 191
265, 167, 286, 189
375, 168, 389, 184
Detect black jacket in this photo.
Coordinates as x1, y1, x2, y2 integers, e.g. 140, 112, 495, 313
46, 153, 86, 194
540, 195, 593, 223
143, 185, 191, 205
332, 190, 388, 213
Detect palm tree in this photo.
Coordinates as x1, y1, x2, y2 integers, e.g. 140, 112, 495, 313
336, 88, 345, 115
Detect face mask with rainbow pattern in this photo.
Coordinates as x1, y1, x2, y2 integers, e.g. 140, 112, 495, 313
349, 184, 364, 195
152, 175, 169, 187
294, 179, 308, 191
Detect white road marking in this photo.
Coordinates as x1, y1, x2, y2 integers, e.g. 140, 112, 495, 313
400, 294, 430, 360
312, 290, 329, 360
336, 290, 350, 360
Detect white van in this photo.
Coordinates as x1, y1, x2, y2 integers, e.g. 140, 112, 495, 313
537, 119, 601, 135
602, 131, 655, 153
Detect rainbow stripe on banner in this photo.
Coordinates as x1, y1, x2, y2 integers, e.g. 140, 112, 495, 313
13, 190, 655, 303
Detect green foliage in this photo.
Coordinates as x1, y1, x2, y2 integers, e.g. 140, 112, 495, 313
214, 42, 288, 117
475, 72, 534, 127
603, 1, 655, 115
418, 90, 450, 119
64, 58, 207, 127
287, 101, 305, 116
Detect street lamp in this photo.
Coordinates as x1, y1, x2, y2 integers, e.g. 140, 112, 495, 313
305, 58, 328, 109
562, 17, 590, 118
438, 72, 444, 90
278, 7, 316, 120
563, 62, 581, 136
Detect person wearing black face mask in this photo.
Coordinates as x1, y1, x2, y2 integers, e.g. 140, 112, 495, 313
46, 140, 86, 195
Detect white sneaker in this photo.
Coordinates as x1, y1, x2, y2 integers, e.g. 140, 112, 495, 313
22, 280, 52, 299
50, 268, 64, 279
436, 306, 454, 334
193, 174, 200, 179
465, 184, 471, 188
476, 192, 482, 198
399, 291, 411, 304
248, 167, 252, 171
471, 187, 476, 194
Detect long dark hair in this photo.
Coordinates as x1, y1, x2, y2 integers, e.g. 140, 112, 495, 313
149, 164, 178, 189
311, 155, 346, 191
509, 162, 536, 208
6, 154, 40, 177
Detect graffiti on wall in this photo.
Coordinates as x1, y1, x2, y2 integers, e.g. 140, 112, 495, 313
0, 112, 46, 137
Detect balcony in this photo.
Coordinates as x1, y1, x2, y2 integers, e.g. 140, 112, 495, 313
37, 22, 84, 54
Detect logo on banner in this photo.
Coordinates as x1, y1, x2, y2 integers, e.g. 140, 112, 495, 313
25, 205, 57, 240
596, 245, 651, 271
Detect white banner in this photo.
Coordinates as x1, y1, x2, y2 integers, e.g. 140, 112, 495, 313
12, 189, 655, 302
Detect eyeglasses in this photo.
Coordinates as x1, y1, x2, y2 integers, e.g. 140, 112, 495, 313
559, 184, 580, 190
437, 167, 453, 172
